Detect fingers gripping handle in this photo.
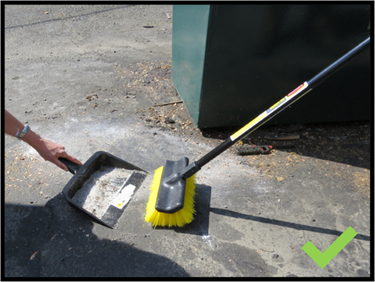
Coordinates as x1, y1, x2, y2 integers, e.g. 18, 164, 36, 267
58, 158, 82, 174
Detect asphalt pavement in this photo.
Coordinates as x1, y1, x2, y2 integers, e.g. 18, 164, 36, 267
4, 4, 371, 278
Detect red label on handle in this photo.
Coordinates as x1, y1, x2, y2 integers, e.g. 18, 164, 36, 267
287, 82, 308, 97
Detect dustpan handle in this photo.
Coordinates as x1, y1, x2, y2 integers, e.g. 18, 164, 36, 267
181, 37, 370, 178
58, 157, 82, 174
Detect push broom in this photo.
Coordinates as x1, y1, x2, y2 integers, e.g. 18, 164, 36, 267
145, 36, 370, 228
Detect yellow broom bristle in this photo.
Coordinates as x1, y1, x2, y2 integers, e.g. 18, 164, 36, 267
145, 166, 196, 228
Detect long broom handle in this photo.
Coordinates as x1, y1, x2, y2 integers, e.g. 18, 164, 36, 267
181, 37, 370, 178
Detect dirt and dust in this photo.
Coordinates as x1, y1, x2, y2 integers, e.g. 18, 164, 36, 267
72, 167, 132, 218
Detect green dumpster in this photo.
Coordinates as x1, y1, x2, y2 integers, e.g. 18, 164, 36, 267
172, 5, 371, 128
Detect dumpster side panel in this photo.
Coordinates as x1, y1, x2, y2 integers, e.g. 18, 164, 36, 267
198, 5, 370, 128
171, 5, 211, 125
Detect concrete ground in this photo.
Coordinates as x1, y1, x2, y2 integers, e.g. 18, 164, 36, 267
4, 5, 371, 278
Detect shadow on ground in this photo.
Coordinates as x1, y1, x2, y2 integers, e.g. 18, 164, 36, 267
209, 208, 370, 242
201, 121, 370, 170
4, 196, 190, 277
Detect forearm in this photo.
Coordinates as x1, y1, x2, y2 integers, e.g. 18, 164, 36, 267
5, 109, 82, 170
5, 109, 43, 148
5, 109, 25, 136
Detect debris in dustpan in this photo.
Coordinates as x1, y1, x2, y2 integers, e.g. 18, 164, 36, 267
60, 152, 148, 228
72, 167, 134, 218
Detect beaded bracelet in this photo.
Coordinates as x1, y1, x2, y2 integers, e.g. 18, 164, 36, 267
15, 125, 30, 140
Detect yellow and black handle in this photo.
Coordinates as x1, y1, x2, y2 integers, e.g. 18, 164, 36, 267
179, 37, 370, 179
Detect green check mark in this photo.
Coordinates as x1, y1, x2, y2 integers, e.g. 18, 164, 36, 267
302, 226, 357, 269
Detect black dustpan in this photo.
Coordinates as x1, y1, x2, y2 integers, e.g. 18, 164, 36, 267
59, 151, 147, 228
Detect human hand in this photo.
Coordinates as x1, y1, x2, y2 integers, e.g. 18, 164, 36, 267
34, 138, 82, 171
4, 110, 82, 171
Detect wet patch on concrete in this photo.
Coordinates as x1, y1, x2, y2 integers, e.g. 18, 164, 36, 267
211, 242, 278, 277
